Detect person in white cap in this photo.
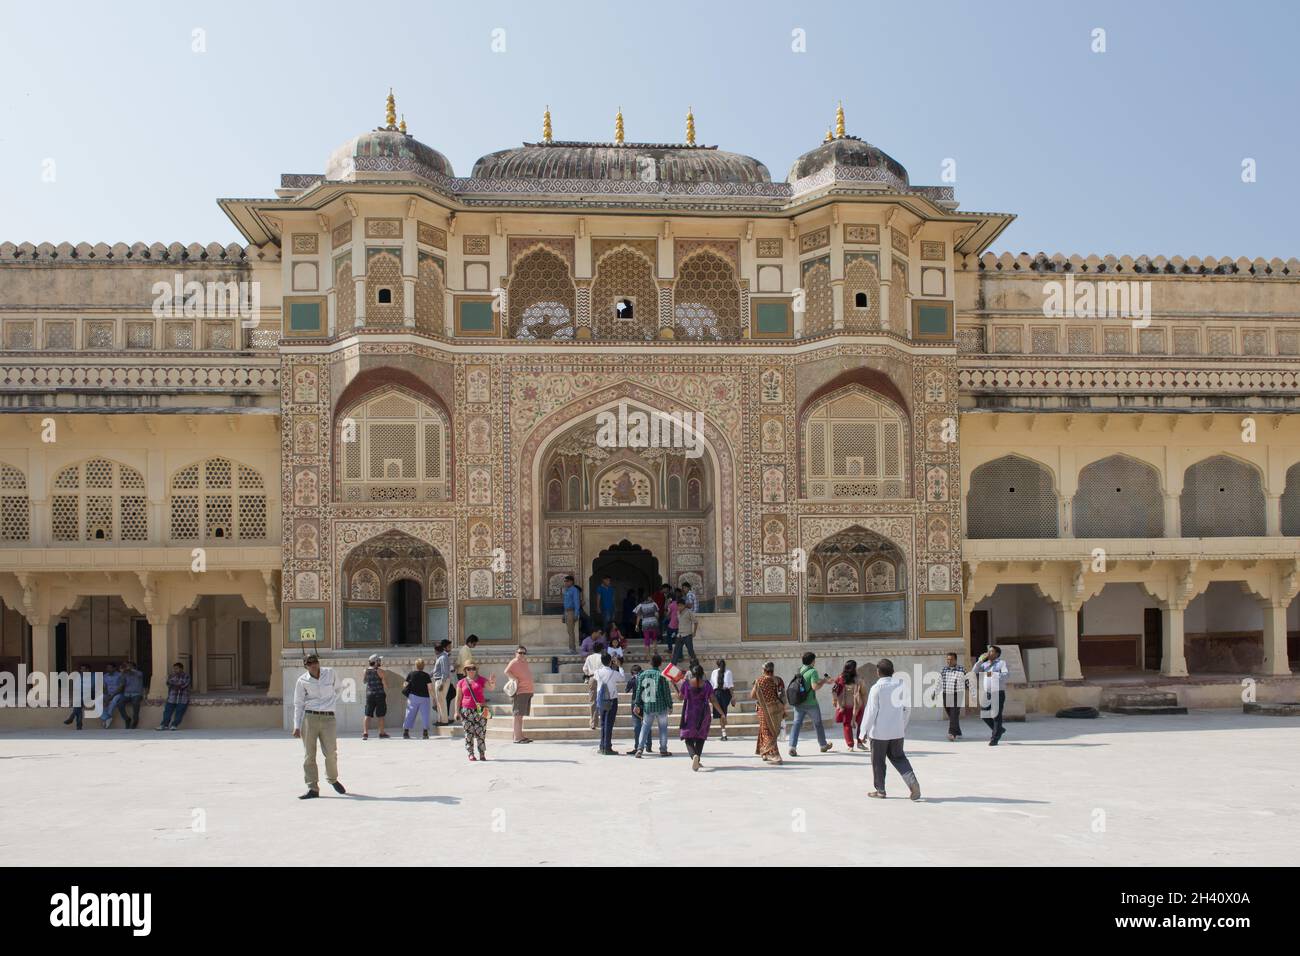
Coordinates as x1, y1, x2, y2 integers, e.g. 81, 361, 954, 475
362, 653, 389, 740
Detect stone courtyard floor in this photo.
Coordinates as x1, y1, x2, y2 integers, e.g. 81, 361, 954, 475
1, 710, 1296, 866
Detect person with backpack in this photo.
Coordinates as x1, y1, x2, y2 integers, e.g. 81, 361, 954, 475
634, 594, 660, 649
595, 652, 624, 755
632, 654, 673, 757
861, 658, 921, 800
624, 664, 644, 754
361, 654, 389, 740
787, 651, 832, 756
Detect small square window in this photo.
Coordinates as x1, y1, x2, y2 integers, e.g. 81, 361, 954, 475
377, 288, 393, 305
614, 298, 635, 321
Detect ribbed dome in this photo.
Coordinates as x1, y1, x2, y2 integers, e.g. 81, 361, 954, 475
325, 128, 454, 183
788, 135, 908, 188
472, 142, 771, 185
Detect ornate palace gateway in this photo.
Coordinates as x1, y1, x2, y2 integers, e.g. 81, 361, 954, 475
1, 96, 1297, 716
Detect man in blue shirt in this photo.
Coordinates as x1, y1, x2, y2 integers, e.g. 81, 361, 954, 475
596, 575, 616, 630
100, 663, 125, 729
117, 660, 146, 729
562, 575, 581, 651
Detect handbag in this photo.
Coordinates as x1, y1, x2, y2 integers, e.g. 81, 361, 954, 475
465, 677, 492, 720
596, 679, 615, 713
503, 677, 519, 698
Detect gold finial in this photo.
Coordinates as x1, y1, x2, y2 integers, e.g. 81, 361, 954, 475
685, 106, 696, 146
615, 106, 624, 145
543, 105, 553, 143
823, 128, 833, 143
835, 101, 845, 138
385, 88, 397, 129
399, 114, 407, 135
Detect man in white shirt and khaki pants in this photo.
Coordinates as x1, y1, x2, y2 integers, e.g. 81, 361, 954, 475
292, 653, 347, 799
860, 658, 921, 801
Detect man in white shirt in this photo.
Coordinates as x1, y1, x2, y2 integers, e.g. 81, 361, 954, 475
709, 660, 735, 741
594, 653, 625, 755
582, 640, 607, 731
860, 658, 921, 801
974, 645, 1011, 746
292, 653, 347, 799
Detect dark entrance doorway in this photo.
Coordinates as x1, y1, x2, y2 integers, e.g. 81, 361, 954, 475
388, 579, 423, 645
132, 618, 153, 692
969, 610, 990, 658
1143, 607, 1163, 671
591, 540, 661, 632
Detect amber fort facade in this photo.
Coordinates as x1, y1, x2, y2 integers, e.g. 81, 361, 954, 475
1, 98, 1297, 718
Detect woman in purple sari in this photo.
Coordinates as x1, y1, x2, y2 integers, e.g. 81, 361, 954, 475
678, 664, 721, 771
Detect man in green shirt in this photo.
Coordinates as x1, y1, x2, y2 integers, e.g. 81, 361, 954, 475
790, 651, 832, 756
632, 653, 674, 757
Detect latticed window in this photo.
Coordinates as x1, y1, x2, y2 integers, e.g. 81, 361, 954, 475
842, 257, 881, 332
803, 388, 906, 499
414, 254, 445, 334
0, 464, 30, 541
967, 455, 1058, 539
335, 258, 355, 329
1073, 455, 1163, 538
673, 251, 741, 340
168, 458, 267, 541
365, 251, 404, 326
508, 249, 576, 339
801, 259, 833, 335
340, 390, 449, 502
50, 458, 147, 542
1281, 463, 1300, 536
1180, 456, 1266, 537
591, 248, 658, 340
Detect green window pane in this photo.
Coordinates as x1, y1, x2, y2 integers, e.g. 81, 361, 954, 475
288, 301, 322, 332
756, 303, 789, 335
460, 301, 495, 332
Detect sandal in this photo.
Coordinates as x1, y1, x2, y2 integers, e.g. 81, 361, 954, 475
361, 733, 369, 740
378, 733, 391, 739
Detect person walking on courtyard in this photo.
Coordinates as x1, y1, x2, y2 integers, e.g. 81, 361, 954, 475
116, 660, 145, 729
362, 654, 389, 740
562, 574, 581, 650
100, 663, 123, 729
663, 591, 680, 654
861, 658, 921, 800
292, 653, 346, 799
974, 645, 1010, 745
583, 640, 606, 730
832, 660, 869, 752
710, 658, 735, 741
634, 593, 660, 649
595, 652, 623, 755
597, 574, 616, 630
157, 662, 191, 731
503, 645, 535, 744
625, 664, 644, 753
432, 640, 453, 726
457, 664, 496, 761
940, 652, 966, 741
401, 658, 434, 739
632, 654, 674, 757
63, 664, 94, 730
788, 652, 832, 757
751, 662, 785, 764
678, 664, 719, 771
454, 635, 479, 721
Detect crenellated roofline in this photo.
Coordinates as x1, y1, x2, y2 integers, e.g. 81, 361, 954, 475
963, 251, 1300, 277
0, 241, 279, 264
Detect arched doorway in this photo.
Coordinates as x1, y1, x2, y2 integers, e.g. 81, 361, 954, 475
590, 540, 662, 631
805, 526, 907, 640
341, 531, 447, 646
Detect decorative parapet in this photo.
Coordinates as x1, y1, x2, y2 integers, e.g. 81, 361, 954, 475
958, 361, 1300, 395
961, 251, 1300, 278
0, 241, 279, 263
0, 360, 279, 392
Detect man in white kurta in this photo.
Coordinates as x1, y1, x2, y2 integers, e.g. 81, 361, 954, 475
860, 658, 921, 801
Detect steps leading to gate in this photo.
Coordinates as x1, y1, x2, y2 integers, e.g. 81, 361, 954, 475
1101, 690, 1187, 715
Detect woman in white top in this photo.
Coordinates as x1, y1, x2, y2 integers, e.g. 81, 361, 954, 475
709, 658, 736, 741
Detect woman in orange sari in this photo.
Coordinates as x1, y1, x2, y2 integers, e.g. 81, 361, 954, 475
751, 661, 785, 765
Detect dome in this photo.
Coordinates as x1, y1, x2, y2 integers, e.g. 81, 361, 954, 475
325, 128, 454, 183
471, 142, 771, 185
788, 135, 909, 189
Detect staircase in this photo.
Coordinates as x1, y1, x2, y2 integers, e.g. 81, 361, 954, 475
486, 657, 761, 741
1101, 690, 1187, 716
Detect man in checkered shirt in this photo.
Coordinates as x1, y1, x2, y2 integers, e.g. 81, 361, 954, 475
939, 652, 966, 741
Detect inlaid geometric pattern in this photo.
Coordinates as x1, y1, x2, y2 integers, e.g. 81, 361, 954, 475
673, 251, 741, 340
415, 254, 445, 334
590, 247, 658, 340
365, 250, 405, 326
50, 458, 147, 542
168, 457, 268, 541
801, 258, 833, 335
507, 248, 576, 339
842, 256, 881, 331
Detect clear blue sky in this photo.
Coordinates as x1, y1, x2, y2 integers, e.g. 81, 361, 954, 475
2, 0, 1296, 257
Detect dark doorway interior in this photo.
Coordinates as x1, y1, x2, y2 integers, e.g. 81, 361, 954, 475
388, 579, 423, 645
590, 540, 661, 632
132, 618, 152, 692
55, 621, 68, 674
969, 610, 990, 658
1143, 607, 1163, 671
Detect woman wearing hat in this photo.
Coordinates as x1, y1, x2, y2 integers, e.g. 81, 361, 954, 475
362, 654, 389, 740
457, 664, 497, 760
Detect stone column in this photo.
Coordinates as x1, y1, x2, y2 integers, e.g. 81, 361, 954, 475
574, 279, 592, 339
266, 615, 284, 699
1163, 494, 1181, 538
1160, 604, 1189, 677
1054, 603, 1084, 681
29, 618, 53, 676
148, 616, 175, 698
402, 277, 416, 328
192, 616, 208, 694
1059, 495, 1075, 538
1260, 600, 1291, 676
879, 279, 891, 334
1265, 494, 1281, 536
831, 278, 845, 330
353, 277, 366, 329
657, 282, 674, 340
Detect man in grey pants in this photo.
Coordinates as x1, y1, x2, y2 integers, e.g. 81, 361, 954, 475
860, 658, 921, 801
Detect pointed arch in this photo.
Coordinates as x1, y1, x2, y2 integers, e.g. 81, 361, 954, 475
50, 457, 147, 542
507, 247, 576, 339
1181, 454, 1266, 536
673, 249, 741, 340
967, 454, 1059, 539
591, 245, 658, 340
168, 456, 268, 541
1073, 454, 1163, 538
